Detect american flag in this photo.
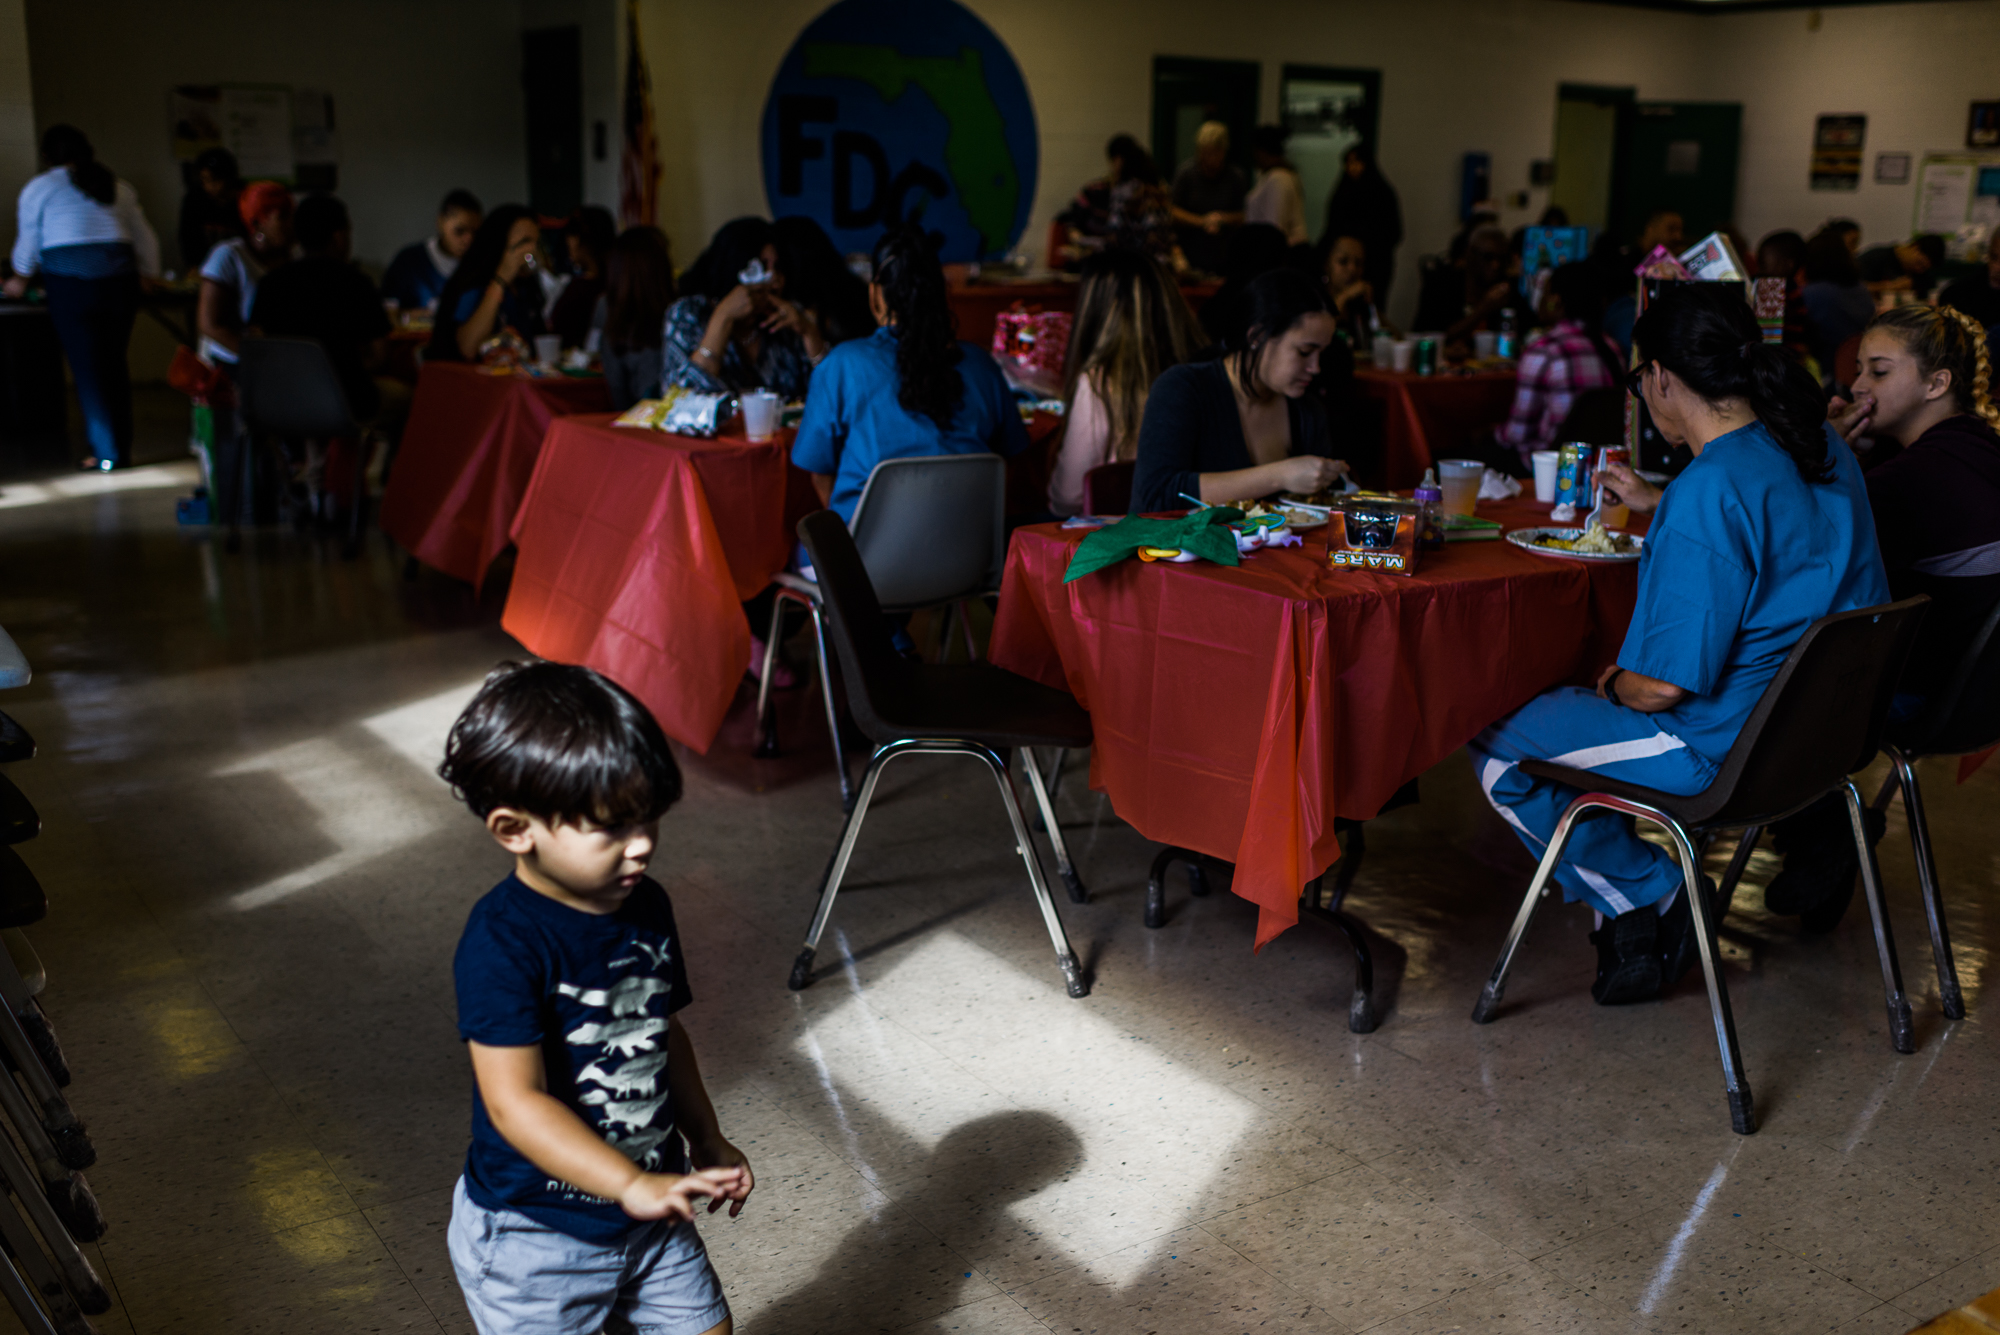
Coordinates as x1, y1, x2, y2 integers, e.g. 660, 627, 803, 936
619, 0, 660, 228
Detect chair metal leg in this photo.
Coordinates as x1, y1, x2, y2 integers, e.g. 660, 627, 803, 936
959, 599, 981, 661
0, 1120, 106, 1296
0, 1183, 97, 1329
1660, 815, 1758, 1134
1844, 780, 1916, 1053
1886, 747, 1965, 1021
0, 1241, 68, 1335
753, 595, 786, 758
1715, 824, 1762, 919
802, 600, 852, 811
1471, 798, 1591, 1024
787, 745, 893, 991
1021, 748, 1086, 903
975, 745, 1088, 997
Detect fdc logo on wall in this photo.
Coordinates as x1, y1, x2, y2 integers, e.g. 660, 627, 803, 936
760, 0, 1039, 263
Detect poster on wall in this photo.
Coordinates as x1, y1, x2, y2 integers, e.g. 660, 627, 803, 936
1811, 114, 1865, 191
1969, 102, 2000, 150
168, 84, 294, 181
759, 0, 1040, 263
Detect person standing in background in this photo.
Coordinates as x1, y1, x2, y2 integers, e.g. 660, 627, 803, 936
1170, 122, 1247, 276
1320, 145, 1401, 309
5, 124, 162, 471
382, 189, 483, 312
177, 146, 241, 273
1244, 125, 1308, 247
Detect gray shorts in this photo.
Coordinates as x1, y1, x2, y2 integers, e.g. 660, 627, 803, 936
447, 1177, 731, 1335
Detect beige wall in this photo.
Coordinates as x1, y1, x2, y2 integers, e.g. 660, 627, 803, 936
1701, 0, 2000, 252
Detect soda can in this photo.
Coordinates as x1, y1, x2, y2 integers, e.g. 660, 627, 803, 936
1414, 337, 1438, 376
1555, 442, 1592, 509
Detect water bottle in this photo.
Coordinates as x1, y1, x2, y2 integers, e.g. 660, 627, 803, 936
1496, 307, 1519, 361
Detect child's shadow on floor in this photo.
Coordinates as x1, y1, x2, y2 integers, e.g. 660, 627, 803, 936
761, 1109, 1083, 1334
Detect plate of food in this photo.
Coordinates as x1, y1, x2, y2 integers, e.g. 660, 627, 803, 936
1237, 499, 1328, 530
1506, 522, 1644, 562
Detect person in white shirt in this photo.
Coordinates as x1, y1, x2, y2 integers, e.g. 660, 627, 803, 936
196, 180, 293, 366
5, 125, 161, 470
1244, 125, 1308, 248
1046, 248, 1207, 516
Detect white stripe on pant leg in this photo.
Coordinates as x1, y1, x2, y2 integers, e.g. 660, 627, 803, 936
1574, 865, 1636, 915
1478, 758, 1546, 847
1548, 731, 1687, 772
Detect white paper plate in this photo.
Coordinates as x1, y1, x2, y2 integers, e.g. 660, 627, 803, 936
1506, 526, 1644, 563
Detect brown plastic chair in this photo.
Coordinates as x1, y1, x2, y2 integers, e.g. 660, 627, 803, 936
1471, 597, 1929, 1135
1866, 595, 2000, 1025
785, 509, 1095, 998
1082, 460, 1135, 516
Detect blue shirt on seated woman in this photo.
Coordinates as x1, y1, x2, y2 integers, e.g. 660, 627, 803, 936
791, 224, 1027, 523
1469, 283, 1889, 1009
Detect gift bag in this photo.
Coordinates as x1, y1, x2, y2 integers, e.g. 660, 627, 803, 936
991, 305, 1072, 376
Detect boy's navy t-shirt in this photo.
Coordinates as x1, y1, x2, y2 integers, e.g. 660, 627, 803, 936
454, 873, 693, 1242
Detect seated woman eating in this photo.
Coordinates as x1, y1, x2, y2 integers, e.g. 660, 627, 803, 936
1131, 267, 1350, 513
1468, 284, 1889, 1006
662, 217, 823, 401
426, 205, 543, 362
791, 222, 1025, 522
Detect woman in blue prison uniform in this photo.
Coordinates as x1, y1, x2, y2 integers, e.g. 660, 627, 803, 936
1467, 284, 1890, 1006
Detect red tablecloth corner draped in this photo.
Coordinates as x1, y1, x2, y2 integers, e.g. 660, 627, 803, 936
990, 499, 1643, 949
380, 363, 612, 586
500, 416, 816, 754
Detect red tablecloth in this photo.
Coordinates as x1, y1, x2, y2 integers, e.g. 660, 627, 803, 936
499, 416, 817, 754
1357, 367, 1518, 489
948, 280, 1218, 349
989, 498, 1645, 948
380, 362, 611, 586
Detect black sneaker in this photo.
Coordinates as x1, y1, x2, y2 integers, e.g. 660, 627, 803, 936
1590, 907, 1662, 1005
1657, 875, 1718, 992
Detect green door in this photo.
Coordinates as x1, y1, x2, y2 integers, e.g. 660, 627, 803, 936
1151, 57, 1260, 183
1614, 102, 1742, 242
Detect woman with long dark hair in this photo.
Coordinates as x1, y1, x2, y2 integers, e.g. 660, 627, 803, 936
1468, 284, 1889, 1007
1320, 145, 1401, 306
1131, 267, 1351, 513
791, 223, 1026, 522
1494, 262, 1624, 465
772, 215, 873, 348
660, 216, 821, 399
6, 125, 162, 470
428, 205, 542, 362
1048, 248, 1206, 515
599, 226, 676, 410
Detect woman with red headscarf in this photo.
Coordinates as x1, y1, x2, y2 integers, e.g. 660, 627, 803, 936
197, 179, 293, 365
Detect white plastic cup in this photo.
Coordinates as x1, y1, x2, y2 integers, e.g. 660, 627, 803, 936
1438, 458, 1483, 517
1390, 339, 1416, 372
1473, 330, 1499, 361
1531, 449, 1561, 503
742, 390, 781, 442
533, 334, 561, 367
1370, 334, 1396, 367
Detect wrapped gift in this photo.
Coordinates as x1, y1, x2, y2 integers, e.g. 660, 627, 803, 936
992, 305, 1072, 375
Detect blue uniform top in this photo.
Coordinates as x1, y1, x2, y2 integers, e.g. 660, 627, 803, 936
791, 325, 1028, 522
1619, 419, 1890, 764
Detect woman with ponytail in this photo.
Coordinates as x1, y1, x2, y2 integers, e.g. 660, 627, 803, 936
5, 124, 161, 470
1469, 284, 1888, 1006
790, 223, 1026, 522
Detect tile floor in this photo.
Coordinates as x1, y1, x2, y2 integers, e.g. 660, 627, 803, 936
0, 461, 1992, 1334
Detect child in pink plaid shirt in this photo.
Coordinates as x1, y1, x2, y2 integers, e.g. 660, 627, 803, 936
1496, 264, 1626, 466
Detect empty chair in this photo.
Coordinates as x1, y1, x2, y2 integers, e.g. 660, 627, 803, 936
785, 508, 1093, 998
755, 453, 1007, 809
234, 336, 369, 547
1869, 595, 2000, 1025
1082, 460, 1135, 516
1471, 598, 1928, 1135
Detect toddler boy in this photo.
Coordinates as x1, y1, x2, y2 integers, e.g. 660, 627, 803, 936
439, 661, 750, 1335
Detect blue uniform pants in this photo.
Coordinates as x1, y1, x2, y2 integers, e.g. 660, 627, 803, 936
1468, 687, 1720, 918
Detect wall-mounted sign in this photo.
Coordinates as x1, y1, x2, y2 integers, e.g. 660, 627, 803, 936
1875, 152, 1911, 185
1811, 113, 1865, 192
760, 0, 1039, 263
1970, 102, 2000, 150
168, 84, 295, 182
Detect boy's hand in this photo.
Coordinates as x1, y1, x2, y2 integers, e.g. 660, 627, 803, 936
688, 1134, 755, 1217
617, 1167, 746, 1223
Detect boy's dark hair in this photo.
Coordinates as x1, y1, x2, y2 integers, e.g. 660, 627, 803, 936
439, 662, 682, 826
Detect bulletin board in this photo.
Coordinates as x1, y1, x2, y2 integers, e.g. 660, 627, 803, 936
1913, 154, 2000, 252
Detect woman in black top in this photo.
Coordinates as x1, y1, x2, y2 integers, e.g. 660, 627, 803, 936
1132, 268, 1350, 512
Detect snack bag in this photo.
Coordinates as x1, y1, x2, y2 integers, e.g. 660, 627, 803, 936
992, 305, 1072, 375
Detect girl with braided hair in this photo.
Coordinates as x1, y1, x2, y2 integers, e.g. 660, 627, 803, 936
791, 223, 1027, 522
1754, 303, 2000, 926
